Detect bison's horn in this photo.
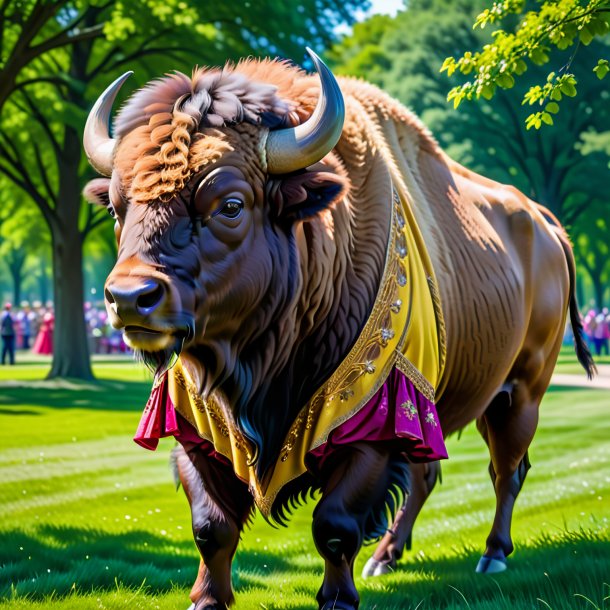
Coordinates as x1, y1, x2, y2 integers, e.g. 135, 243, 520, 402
83, 71, 133, 176
266, 48, 344, 174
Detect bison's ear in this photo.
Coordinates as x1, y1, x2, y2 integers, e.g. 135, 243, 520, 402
268, 164, 348, 220
83, 178, 111, 207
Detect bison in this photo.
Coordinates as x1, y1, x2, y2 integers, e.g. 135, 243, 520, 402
83, 49, 594, 609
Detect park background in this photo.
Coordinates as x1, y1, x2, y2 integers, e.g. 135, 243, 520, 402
0, 0, 609, 608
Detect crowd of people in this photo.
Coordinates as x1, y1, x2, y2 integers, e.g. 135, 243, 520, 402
2, 300, 609, 366
1, 301, 129, 365
584, 307, 610, 357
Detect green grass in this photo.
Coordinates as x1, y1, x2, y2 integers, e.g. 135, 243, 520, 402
0, 352, 608, 609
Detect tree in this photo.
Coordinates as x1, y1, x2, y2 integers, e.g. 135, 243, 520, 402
329, 0, 610, 226
443, 0, 610, 128
0, 0, 369, 379
573, 202, 610, 308
329, 0, 609, 305
0, 187, 49, 306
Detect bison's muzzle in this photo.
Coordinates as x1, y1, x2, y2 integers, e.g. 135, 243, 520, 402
104, 267, 195, 373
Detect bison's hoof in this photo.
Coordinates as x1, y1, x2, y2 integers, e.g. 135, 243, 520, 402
361, 556, 395, 578
475, 555, 507, 574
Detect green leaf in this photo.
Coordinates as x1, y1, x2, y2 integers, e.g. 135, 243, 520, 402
480, 84, 495, 100
541, 112, 553, 126
550, 88, 563, 101
593, 59, 609, 80
579, 25, 593, 46
560, 81, 577, 97
440, 57, 456, 75
497, 72, 515, 89
530, 47, 549, 66
545, 102, 560, 114
525, 112, 543, 130
590, 15, 610, 36
514, 59, 527, 75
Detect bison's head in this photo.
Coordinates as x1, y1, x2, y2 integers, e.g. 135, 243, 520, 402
84, 50, 347, 396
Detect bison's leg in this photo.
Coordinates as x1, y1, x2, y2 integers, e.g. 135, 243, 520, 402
362, 460, 440, 577
312, 443, 392, 610
474, 381, 540, 574
173, 445, 253, 609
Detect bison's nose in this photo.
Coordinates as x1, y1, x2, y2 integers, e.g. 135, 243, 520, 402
105, 279, 166, 324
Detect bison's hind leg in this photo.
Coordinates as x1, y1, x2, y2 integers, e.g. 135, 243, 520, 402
173, 444, 253, 609
474, 348, 556, 574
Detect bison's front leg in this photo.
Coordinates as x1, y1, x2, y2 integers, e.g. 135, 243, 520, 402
312, 443, 392, 610
173, 445, 253, 609
363, 460, 441, 577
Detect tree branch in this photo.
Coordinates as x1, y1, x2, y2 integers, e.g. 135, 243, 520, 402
0, 1, 60, 113
565, 200, 592, 226
86, 26, 173, 80
13, 76, 71, 96
97, 44, 197, 77
32, 139, 58, 207
0, 132, 56, 226
81, 204, 109, 237
28, 23, 106, 58
18, 89, 62, 156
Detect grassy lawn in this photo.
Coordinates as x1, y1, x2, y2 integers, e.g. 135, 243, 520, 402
0, 352, 608, 609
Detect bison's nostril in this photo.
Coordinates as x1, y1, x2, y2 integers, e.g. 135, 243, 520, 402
136, 282, 164, 313
104, 288, 115, 304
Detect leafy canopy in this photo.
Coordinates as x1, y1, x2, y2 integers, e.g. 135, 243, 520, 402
442, 0, 610, 128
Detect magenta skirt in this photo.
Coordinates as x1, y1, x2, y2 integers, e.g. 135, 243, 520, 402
134, 366, 447, 475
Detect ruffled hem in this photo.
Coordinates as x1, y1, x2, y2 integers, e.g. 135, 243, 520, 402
134, 366, 447, 474
307, 367, 447, 473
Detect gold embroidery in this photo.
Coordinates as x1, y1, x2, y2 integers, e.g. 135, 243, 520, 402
425, 409, 437, 427
394, 351, 435, 402
400, 399, 417, 420
427, 276, 447, 376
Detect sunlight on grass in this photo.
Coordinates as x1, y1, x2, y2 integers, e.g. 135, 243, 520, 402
0, 354, 608, 609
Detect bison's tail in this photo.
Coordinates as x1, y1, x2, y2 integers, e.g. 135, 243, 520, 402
551, 219, 597, 379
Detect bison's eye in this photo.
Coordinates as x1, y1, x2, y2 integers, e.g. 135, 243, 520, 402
219, 197, 243, 219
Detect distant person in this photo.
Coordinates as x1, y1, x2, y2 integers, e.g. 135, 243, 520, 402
584, 308, 597, 351
32, 309, 54, 355
18, 303, 33, 349
1, 303, 16, 365
592, 310, 609, 356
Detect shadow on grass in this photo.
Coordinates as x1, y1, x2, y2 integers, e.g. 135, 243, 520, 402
0, 378, 150, 412
0, 407, 40, 416
0, 525, 293, 602
1, 524, 608, 609
354, 531, 610, 610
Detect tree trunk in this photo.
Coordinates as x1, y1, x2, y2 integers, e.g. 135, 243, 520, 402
592, 275, 605, 311
7, 250, 25, 306
38, 257, 50, 304
12, 272, 21, 307
46, 124, 93, 380
47, 227, 93, 379
576, 270, 585, 309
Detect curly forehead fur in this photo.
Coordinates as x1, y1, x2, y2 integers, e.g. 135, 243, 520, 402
113, 60, 319, 205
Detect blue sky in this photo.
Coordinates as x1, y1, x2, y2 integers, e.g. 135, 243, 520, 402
335, 0, 404, 35
369, 0, 404, 16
